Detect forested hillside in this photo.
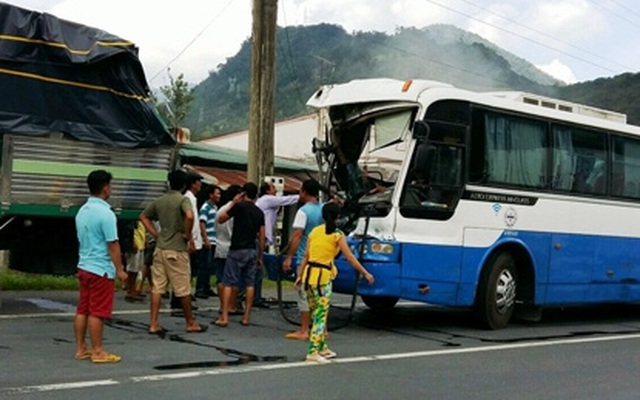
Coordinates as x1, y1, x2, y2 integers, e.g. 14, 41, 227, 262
185, 23, 639, 139
553, 73, 640, 126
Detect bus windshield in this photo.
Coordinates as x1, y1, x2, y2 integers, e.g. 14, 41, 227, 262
317, 104, 416, 228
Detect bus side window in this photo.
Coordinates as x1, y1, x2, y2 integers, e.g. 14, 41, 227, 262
612, 136, 640, 199
611, 172, 625, 197
553, 124, 606, 196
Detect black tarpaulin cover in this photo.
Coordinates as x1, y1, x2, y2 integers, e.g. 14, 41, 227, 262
0, 3, 174, 148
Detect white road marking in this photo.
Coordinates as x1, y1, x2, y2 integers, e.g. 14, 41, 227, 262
0, 307, 217, 320
4, 332, 640, 395
8, 379, 118, 394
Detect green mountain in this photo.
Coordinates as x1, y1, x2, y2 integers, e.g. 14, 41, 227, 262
551, 73, 640, 126
185, 23, 639, 139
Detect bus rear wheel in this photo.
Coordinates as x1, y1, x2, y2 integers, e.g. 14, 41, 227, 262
361, 295, 399, 310
475, 252, 517, 330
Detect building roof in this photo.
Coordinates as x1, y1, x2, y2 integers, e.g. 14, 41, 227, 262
178, 142, 317, 172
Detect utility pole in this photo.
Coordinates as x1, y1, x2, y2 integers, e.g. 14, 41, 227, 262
248, 0, 278, 184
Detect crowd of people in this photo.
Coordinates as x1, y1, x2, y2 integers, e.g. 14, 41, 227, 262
73, 169, 374, 364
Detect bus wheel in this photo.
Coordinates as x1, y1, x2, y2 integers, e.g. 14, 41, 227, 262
361, 295, 399, 310
476, 252, 517, 330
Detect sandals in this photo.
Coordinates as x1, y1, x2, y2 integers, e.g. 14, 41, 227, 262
148, 327, 168, 335
212, 319, 228, 327
75, 351, 92, 360
284, 332, 309, 341
186, 323, 209, 333
91, 353, 121, 363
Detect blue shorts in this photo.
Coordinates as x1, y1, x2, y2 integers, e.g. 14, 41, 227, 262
213, 257, 226, 284
223, 249, 257, 287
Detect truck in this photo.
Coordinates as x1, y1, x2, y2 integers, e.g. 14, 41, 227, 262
0, 4, 175, 274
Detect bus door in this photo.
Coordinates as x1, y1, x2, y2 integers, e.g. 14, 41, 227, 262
396, 119, 467, 303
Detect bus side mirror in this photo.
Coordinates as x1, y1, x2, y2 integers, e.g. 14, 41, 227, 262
413, 120, 429, 139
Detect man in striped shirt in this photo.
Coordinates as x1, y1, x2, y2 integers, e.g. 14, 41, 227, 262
195, 185, 222, 299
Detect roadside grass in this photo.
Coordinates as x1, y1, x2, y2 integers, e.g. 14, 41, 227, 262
0, 268, 291, 291
0, 268, 79, 291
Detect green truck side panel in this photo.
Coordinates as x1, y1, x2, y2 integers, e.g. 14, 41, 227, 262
0, 204, 142, 220
12, 159, 167, 182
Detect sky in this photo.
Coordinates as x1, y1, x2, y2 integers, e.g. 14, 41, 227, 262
5, 0, 640, 87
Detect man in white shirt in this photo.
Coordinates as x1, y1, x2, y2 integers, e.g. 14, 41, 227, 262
256, 181, 299, 246
254, 181, 299, 307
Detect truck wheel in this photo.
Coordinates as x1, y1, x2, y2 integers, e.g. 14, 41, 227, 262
361, 295, 399, 310
475, 252, 517, 330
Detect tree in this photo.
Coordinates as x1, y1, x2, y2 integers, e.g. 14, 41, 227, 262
158, 70, 195, 128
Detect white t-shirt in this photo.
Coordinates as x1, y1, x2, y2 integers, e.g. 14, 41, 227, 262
256, 194, 299, 245
214, 201, 234, 259
185, 190, 203, 250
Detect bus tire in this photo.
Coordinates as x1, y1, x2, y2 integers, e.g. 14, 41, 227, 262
361, 295, 399, 310
475, 252, 517, 330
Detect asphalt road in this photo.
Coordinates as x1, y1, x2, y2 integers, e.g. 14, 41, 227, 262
2, 289, 640, 400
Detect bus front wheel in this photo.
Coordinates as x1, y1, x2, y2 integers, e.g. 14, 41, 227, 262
361, 295, 399, 310
475, 252, 517, 330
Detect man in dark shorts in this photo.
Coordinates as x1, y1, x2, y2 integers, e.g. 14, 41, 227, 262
74, 170, 128, 363
214, 182, 265, 327
140, 170, 208, 334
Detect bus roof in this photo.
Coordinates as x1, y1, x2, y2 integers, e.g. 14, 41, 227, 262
307, 78, 636, 133
306, 79, 452, 108
486, 91, 627, 124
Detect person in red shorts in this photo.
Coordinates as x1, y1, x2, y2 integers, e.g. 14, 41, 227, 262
74, 170, 128, 363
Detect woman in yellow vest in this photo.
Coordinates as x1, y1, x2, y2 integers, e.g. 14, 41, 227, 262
295, 202, 374, 363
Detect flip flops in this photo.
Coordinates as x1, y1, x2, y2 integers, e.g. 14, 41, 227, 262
148, 327, 168, 335
284, 332, 309, 341
91, 353, 121, 363
75, 351, 92, 360
186, 323, 209, 333
212, 319, 228, 327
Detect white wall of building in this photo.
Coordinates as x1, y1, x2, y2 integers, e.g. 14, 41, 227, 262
200, 113, 319, 161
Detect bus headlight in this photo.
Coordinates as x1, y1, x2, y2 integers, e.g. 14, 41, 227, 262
347, 240, 399, 262
370, 242, 394, 255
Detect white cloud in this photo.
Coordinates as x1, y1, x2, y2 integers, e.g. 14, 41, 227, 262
536, 59, 578, 84
43, 0, 252, 86
5, 0, 637, 86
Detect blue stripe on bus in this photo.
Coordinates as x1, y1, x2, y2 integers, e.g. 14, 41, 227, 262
333, 230, 640, 308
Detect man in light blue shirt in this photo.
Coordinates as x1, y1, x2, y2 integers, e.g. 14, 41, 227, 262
74, 170, 127, 363
282, 179, 323, 340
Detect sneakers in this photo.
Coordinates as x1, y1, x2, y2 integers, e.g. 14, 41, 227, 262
319, 349, 337, 359
305, 353, 330, 364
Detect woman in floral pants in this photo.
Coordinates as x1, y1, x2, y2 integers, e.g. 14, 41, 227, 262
296, 203, 374, 363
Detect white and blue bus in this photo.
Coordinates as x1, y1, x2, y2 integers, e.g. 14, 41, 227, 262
307, 79, 640, 329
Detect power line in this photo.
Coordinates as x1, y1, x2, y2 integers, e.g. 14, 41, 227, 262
278, 2, 308, 108
585, 0, 640, 29
455, 0, 634, 72
606, 0, 640, 21
149, 0, 235, 84
297, 17, 556, 88
422, 0, 620, 75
